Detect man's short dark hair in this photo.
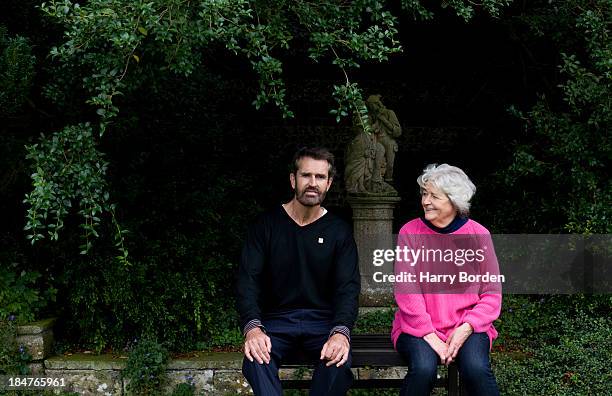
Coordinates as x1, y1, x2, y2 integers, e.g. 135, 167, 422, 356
291, 147, 336, 179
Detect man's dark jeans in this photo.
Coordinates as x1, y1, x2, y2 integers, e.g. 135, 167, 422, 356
242, 309, 353, 396
395, 332, 499, 396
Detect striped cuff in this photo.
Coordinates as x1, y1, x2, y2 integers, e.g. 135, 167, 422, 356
329, 325, 351, 342
243, 319, 266, 337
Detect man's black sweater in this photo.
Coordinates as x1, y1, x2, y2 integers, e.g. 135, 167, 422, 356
237, 206, 360, 331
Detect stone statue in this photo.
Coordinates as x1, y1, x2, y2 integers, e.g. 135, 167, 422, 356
366, 95, 401, 182
344, 95, 400, 195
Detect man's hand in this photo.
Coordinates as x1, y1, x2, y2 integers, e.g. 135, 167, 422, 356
423, 333, 449, 365
244, 327, 271, 364
445, 323, 473, 365
320, 333, 350, 367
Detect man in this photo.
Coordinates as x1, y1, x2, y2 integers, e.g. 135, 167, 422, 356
237, 147, 361, 396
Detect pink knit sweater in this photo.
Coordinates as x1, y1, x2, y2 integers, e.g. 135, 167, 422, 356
391, 218, 502, 349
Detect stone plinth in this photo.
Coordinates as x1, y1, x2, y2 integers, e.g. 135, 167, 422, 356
347, 194, 401, 306
16, 317, 56, 361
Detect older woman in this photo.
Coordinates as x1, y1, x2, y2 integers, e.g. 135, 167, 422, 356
392, 164, 501, 396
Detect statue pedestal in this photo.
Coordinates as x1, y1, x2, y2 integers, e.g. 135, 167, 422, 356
347, 194, 401, 307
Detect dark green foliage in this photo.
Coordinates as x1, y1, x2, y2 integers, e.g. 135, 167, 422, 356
494, 295, 549, 349
43, 69, 264, 352
0, 27, 36, 116
331, 83, 372, 131
199, 324, 243, 351
495, 294, 611, 349
123, 338, 170, 396
493, 295, 612, 394
36, 0, 412, 140
494, 309, 612, 395
0, 236, 56, 324
0, 270, 50, 325
53, 118, 256, 351
23, 122, 130, 260
38, 0, 408, 123
169, 382, 195, 396
503, 0, 611, 233
0, 318, 20, 374
23, 124, 108, 243
0, 318, 32, 375
353, 308, 395, 334
60, 240, 240, 352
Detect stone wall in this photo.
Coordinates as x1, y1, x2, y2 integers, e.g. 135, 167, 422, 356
44, 352, 246, 395
41, 353, 413, 395
13, 318, 421, 395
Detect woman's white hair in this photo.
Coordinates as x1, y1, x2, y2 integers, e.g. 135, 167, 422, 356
417, 164, 476, 217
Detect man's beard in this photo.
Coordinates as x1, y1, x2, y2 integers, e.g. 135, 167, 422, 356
295, 186, 327, 207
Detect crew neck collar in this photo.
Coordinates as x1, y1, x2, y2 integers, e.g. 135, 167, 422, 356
420, 215, 468, 234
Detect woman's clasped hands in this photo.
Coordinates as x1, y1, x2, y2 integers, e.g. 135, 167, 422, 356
424, 322, 474, 365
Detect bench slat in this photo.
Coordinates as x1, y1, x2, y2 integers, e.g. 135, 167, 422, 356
278, 333, 460, 395
281, 377, 449, 390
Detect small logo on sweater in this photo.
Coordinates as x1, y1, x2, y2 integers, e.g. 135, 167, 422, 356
318, 237, 324, 244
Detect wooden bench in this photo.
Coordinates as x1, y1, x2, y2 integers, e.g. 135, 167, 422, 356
281, 333, 461, 395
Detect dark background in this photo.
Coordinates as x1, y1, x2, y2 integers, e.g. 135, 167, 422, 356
0, 1, 566, 350
0, 1, 558, 233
